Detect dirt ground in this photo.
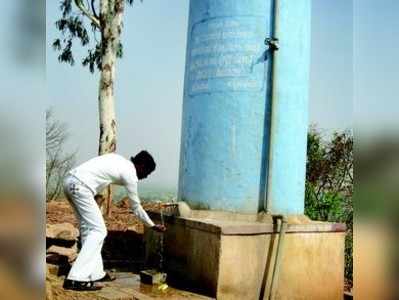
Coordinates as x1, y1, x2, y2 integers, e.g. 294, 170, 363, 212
46, 198, 162, 233
46, 269, 214, 300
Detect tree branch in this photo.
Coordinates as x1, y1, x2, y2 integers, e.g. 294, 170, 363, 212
91, 0, 99, 19
74, 0, 100, 28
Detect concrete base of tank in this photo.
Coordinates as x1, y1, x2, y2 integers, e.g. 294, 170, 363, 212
144, 210, 346, 300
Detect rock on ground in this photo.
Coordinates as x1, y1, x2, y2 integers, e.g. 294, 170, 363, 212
47, 245, 78, 263
46, 223, 79, 241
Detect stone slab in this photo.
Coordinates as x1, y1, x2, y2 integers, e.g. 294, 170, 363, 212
46, 223, 79, 241
148, 211, 346, 235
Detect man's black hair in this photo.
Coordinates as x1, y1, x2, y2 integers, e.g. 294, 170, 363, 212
131, 150, 156, 173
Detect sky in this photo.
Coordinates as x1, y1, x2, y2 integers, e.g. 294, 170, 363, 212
354, 0, 399, 135
43, 0, 396, 191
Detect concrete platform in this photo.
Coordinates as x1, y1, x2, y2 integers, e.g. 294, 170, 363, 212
47, 271, 214, 300
145, 211, 346, 300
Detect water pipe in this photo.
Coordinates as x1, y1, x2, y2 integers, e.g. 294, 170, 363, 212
268, 214, 288, 300
262, 2, 287, 298
265, 0, 280, 214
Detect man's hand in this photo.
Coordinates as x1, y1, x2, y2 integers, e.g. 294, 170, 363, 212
151, 224, 166, 232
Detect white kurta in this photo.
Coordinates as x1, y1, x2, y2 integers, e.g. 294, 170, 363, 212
64, 153, 154, 282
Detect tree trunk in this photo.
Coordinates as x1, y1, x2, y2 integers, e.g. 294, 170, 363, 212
98, 0, 125, 217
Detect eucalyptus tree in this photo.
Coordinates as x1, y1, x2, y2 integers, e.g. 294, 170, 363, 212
53, 0, 139, 215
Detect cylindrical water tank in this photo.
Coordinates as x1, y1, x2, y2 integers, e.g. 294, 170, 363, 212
178, 0, 311, 214
178, 0, 273, 213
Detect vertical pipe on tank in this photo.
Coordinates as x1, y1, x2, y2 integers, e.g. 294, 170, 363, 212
264, 0, 280, 214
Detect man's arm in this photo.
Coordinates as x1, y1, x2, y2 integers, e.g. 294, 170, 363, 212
122, 165, 166, 232
126, 187, 166, 232
124, 180, 155, 227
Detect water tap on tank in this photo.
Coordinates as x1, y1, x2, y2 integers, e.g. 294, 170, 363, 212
265, 37, 280, 51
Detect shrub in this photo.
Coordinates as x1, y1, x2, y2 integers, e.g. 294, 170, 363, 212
305, 128, 353, 282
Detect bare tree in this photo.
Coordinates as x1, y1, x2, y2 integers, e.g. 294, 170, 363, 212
46, 109, 76, 202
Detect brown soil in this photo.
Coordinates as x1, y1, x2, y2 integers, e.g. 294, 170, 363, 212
46, 198, 162, 234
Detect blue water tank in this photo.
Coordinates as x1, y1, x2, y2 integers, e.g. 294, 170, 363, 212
178, 0, 311, 214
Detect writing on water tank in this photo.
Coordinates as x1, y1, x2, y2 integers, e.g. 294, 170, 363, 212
188, 17, 265, 96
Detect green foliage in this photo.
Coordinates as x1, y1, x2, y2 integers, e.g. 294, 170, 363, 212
306, 185, 346, 221
53, 0, 139, 73
82, 43, 102, 73
305, 128, 353, 282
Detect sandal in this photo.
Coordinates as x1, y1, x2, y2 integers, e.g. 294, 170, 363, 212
96, 271, 116, 282
63, 279, 102, 291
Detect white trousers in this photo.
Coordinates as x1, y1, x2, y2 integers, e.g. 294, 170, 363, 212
63, 175, 107, 282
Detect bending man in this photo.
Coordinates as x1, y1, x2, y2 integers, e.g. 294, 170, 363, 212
62, 151, 166, 291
